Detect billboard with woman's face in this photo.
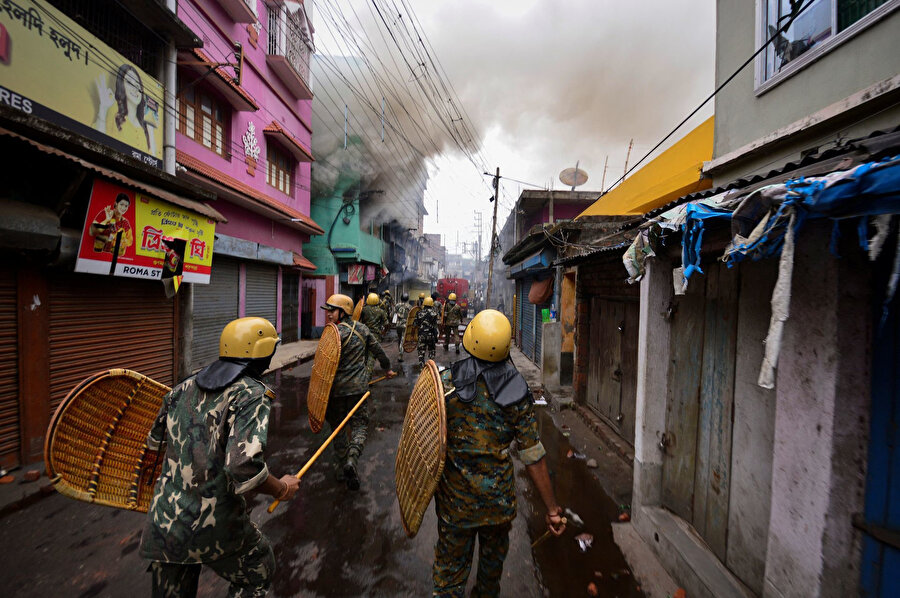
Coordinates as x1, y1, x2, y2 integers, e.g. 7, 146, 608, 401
0, 0, 164, 167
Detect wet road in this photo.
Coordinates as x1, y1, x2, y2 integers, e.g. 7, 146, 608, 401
0, 335, 642, 597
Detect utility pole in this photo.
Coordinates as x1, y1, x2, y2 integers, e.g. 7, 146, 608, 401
623, 139, 634, 176
486, 167, 499, 309
601, 155, 609, 192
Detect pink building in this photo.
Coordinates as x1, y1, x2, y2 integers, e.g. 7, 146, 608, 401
175, 0, 326, 368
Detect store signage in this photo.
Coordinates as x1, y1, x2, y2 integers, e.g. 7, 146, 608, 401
76, 179, 215, 283
0, 0, 164, 167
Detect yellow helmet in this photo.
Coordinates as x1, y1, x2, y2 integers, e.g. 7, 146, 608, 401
448, 293, 457, 301
321, 293, 354, 315
419, 292, 425, 299
423, 297, 434, 307
366, 293, 380, 306
220, 317, 280, 359
462, 309, 511, 361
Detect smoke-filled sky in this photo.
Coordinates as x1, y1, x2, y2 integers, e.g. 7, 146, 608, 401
311, 0, 715, 257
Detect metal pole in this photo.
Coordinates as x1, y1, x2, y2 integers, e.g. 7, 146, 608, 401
486, 167, 499, 309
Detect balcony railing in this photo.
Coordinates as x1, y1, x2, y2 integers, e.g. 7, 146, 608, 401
267, 5, 313, 99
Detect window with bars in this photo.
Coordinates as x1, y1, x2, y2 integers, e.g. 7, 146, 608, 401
267, 144, 293, 196
759, 0, 896, 84
177, 82, 228, 157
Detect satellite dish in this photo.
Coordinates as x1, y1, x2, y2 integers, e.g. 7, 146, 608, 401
559, 167, 588, 188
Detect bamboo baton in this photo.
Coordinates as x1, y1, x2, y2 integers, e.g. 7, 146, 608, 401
368, 371, 397, 386
268, 390, 372, 513
531, 517, 568, 549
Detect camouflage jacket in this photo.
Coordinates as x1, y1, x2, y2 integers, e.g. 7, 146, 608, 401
380, 297, 394, 316
395, 302, 411, 326
333, 320, 390, 396
436, 368, 546, 528
360, 305, 388, 340
414, 306, 439, 339
444, 303, 463, 326
139, 375, 273, 564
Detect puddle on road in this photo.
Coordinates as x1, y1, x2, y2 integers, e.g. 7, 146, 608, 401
262, 368, 642, 597
520, 409, 644, 598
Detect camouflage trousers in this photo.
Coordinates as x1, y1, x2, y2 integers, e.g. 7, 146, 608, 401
148, 535, 274, 598
396, 326, 406, 350
325, 393, 369, 469
418, 336, 436, 365
432, 519, 512, 597
442, 325, 461, 349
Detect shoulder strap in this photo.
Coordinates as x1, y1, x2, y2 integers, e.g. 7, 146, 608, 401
340, 320, 366, 346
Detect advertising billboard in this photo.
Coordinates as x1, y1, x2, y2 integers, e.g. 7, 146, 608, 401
76, 179, 215, 284
0, 0, 164, 167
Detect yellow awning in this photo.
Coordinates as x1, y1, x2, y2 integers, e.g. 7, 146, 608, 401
577, 116, 714, 217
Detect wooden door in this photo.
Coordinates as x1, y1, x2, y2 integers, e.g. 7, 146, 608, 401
662, 263, 739, 561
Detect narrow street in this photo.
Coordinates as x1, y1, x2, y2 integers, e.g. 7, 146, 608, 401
0, 337, 642, 598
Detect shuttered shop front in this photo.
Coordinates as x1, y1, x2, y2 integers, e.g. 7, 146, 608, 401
245, 262, 278, 324
0, 269, 18, 468
192, 257, 240, 371
520, 279, 535, 360
48, 273, 176, 414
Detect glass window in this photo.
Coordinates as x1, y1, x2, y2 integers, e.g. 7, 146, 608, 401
267, 144, 294, 196
177, 79, 229, 158
762, 0, 893, 82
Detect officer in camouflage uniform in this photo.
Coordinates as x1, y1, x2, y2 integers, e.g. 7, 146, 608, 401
360, 292, 389, 379
140, 317, 300, 598
433, 310, 565, 597
394, 293, 411, 362
321, 294, 395, 491
379, 289, 394, 319
442, 293, 463, 353
414, 296, 439, 366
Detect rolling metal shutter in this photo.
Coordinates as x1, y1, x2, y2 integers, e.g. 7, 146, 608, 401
245, 262, 278, 324
520, 279, 535, 360
48, 273, 176, 415
0, 269, 19, 467
192, 257, 239, 371
515, 280, 525, 347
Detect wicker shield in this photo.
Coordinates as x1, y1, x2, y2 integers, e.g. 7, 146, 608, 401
307, 323, 342, 433
352, 298, 364, 321
395, 360, 447, 537
403, 306, 420, 353
44, 369, 171, 512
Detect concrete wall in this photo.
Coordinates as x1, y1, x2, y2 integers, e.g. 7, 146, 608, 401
763, 225, 869, 598
541, 321, 561, 390
712, 0, 900, 182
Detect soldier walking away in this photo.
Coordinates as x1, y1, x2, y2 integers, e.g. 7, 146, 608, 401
431, 291, 444, 314
415, 296, 440, 367
321, 294, 395, 491
360, 292, 389, 379
140, 317, 301, 598
434, 309, 565, 597
418, 291, 426, 306
379, 289, 394, 317
442, 292, 463, 353
395, 293, 412, 362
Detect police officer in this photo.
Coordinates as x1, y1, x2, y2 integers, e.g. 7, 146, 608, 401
380, 289, 394, 317
321, 294, 395, 491
434, 310, 565, 597
414, 296, 439, 366
360, 292, 389, 342
141, 317, 300, 597
395, 293, 411, 362
418, 291, 426, 307
442, 292, 463, 353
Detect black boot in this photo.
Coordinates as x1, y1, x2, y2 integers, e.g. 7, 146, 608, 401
344, 450, 360, 491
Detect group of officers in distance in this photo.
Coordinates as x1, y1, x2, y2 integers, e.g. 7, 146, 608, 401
139, 291, 566, 597
358, 288, 466, 367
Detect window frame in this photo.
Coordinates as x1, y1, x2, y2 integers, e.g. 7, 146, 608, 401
266, 143, 294, 197
754, 0, 900, 95
177, 80, 230, 158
